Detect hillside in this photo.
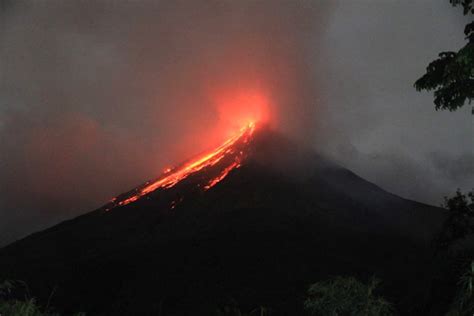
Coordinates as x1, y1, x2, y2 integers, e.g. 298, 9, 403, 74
0, 127, 446, 315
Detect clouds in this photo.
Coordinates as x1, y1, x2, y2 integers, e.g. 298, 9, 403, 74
0, 0, 332, 245
0, 0, 472, 246
316, 0, 473, 204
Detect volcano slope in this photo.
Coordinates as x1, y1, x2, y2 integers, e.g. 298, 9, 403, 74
0, 127, 445, 315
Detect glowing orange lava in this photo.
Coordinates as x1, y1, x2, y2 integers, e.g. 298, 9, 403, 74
204, 161, 241, 190
106, 121, 257, 210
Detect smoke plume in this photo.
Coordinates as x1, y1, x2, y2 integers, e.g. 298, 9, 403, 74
0, 0, 332, 245
1, 1, 472, 246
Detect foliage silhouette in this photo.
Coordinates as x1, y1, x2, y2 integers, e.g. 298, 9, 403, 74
0, 280, 85, 316
447, 260, 474, 315
414, 0, 473, 112
303, 276, 394, 316
437, 189, 474, 249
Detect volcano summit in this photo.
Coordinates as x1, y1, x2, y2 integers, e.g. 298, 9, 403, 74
105, 122, 257, 211
0, 124, 445, 315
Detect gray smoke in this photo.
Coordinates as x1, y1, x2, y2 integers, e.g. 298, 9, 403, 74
0, 0, 332, 245
317, 0, 473, 204
0, 0, 472, 246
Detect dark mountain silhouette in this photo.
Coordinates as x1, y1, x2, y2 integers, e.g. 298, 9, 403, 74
0, 126, 446, 315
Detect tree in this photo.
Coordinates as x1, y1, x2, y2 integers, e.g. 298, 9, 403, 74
437, 189, 474, 249
0, 280, 85, 316
303, 276, 394, 316
447, 261, 474, 316
414, 0, 473, 112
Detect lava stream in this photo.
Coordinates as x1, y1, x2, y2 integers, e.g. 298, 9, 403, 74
107, 122, 257, 210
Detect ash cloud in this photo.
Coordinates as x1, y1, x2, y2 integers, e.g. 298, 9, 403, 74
0, 1, 472, 246
316, 1, 473, 206
0, 0, 331, 245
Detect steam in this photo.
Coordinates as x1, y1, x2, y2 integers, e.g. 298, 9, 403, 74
317, 1, 473, 204
1, 1, 472, 246
0, 0, 332, 244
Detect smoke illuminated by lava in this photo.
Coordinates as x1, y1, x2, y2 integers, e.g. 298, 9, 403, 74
0, 0, 333, 245
106, 122, 257, 211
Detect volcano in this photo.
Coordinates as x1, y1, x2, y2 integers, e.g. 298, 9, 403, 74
0, 123, 446, 315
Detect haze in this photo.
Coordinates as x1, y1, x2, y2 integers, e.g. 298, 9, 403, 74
0, 0, 472, 246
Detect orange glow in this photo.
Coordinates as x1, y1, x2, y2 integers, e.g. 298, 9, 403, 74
107, 121, 257, 210
204, 161, 241, 190
214, 91, 270, 137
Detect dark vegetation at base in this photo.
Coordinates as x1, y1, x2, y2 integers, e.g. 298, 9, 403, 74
422, 190, 474, 315
0, 280, 85, 316
304, 276, 394, 315
0, 130, 452, 315
3, 262, 474, 316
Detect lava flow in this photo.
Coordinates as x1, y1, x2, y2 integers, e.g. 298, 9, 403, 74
106, 121, 257, 211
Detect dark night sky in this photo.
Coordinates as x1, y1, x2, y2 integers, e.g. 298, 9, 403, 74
0, 0, 472, 246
